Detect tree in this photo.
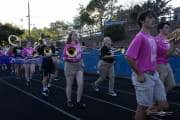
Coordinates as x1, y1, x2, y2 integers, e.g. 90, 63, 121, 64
73, 16, 82, 30
86, 0, 112, 30
74, 4, 95, 28
0, 23, 24, 45
49, 20, 70, 40
104, 24, 126, 41
129, 0, 172, 24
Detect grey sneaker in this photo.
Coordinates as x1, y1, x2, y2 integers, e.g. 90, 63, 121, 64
41, 89, 49, 97
108, 91, 117, 96
26, 81, 31, 87
92, 83, 99, 92
66, 101, 74, 108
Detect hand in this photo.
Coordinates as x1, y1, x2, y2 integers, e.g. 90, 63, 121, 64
82, 63, 85, 67
137, 74, 145, 83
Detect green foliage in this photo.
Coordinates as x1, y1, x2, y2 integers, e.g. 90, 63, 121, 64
21, 20, 71, 41
104, 24, 126, 41
129, 0, 172, 24
0, 23, 24, 45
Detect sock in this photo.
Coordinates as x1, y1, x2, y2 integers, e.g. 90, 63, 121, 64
48, 83, 51, 88
43, 86, 48, 91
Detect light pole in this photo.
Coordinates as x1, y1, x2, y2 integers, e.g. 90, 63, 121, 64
27, 1, 31, 40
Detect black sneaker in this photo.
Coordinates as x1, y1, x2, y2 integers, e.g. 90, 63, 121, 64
66, 101, 74, 108
41, 89, 49, 97
76, 102, 86, 109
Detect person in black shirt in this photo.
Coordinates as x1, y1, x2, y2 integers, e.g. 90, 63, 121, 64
92, 37, 117, 96
50, 41, 60, 81
12, 43, 24, 79
13, 46, 23, 57
39, 38, 55, 96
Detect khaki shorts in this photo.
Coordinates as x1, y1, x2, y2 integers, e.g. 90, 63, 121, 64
157, 63, 176, 90
64, 61, 83, 77
132, 72, 167, 107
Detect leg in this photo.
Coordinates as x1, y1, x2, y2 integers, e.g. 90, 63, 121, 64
133, 73, 155, 119
154, 72, 169, 111
94, 61, 108, 86
166, 63, 176, 91
108, 65, 115, 92
65, 75, 74, 102
135, 105, 148, 120
30, 64, 35, 80
76, 70, 84, 102
157, 64, 168, 91
24, 64, 30, 82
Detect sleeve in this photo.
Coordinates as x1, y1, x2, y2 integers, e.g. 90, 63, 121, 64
62, 45, 67, 61
125, 34, 143, 60
100, 46, 108, 58
13, 47, 16, 54
21, 49, 26, 57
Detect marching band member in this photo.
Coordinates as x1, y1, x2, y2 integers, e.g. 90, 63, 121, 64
22, 41, 35, 86
12, 42, 23, 79
125, 11, 168, 120
63, 31, 86, 108
48, 41, 59, 85
155, 22, 177, 92
7, 46, 15, 73
38, 37, 55, 96
92, 37, 117, 96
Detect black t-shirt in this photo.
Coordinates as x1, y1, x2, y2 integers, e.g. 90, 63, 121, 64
13, 47, 23, 57
100, 46, 115, 63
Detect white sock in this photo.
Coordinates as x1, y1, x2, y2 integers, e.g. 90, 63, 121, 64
43, 87, 48, 91
48, 83, 51, 88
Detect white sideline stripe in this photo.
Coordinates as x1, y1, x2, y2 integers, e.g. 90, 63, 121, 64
0, 79, 81, 120
33, 79, 135, 112
1, 76, 162, 120
52, 76, 180, 107
51, 82, 163, 120
44, 81, 162, 120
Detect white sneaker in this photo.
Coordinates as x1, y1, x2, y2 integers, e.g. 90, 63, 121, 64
92, 83, 99, 92
108, 91, 117, 96
48, 83, 51, 88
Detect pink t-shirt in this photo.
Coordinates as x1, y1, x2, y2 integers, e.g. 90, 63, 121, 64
155, 35, 170, 64
125, 31, 157, 73
0, 50, 2, 56
22, 47, 34, 57
63, 42, 82, 62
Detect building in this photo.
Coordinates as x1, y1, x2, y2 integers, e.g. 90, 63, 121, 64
174, 7, 180, 22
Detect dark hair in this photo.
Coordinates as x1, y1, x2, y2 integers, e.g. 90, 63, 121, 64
66, 31, 78, 44
82, 42, 85, 46
137, 10, 156, 28
157, 22, 170, 33
40, 33, 45, 39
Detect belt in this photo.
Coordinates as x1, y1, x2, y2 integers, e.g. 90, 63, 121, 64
145, 71, 155, 75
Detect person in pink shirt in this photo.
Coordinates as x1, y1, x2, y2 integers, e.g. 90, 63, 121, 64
63, 31, 86, 109
125, 11, 168, 120
155, 22, 176, 91
22, 41, 35, 86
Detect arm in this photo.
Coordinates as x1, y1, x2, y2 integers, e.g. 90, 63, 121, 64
126, 56, 141, 75
103, 54, 114, 59
167, 41, 175, 56
125, 34, 145, 82
126, 56, 145, 83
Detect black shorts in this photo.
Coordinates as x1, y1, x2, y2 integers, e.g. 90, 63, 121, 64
42, 57, 55, 76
